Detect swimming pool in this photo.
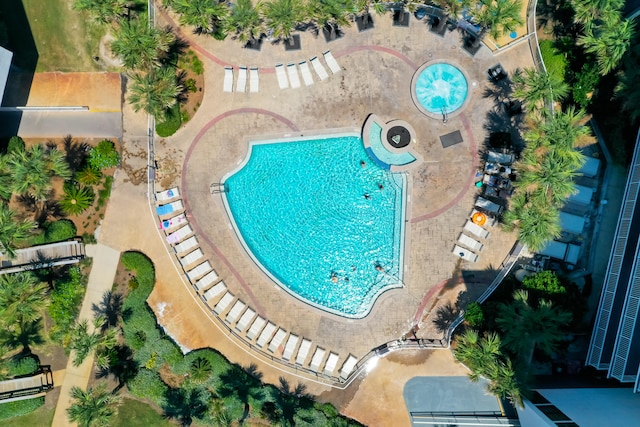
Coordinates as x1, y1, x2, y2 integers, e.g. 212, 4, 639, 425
222, 134, 406, 318
412, 62, 469, 116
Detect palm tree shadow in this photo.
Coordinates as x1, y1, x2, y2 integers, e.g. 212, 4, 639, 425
433, 302, 460, 334
162, 386, 210, 426
92, 290, 130, 332
218, 364, 264, 423
165, 35, 189, 67
16, 192, 63, 225
261, 377, 316, 425
62, 135, 89, 174
95, 344, 138, 391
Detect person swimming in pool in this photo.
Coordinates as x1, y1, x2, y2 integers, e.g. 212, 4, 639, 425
360, 160, 366, 168
378, 183, 384, 190
364, 193, 371, 200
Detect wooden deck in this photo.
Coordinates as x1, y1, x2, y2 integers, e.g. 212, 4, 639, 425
0, 240, 85, 274
0, 365, 54, 403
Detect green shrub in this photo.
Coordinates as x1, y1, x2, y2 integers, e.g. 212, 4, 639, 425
155, 104, 182, 137
76, 167, 102, 186
98, 175, 114, 208
7, 136, 25, 154
184, 78, 197, 93
539, 40, 567, 84
0, 396, 44, 421
128, 368, 168, 406
6, 356, 39, 377
89, 140, 120, 170
60, 184, 95, 216
82, 232, 97, 244
571, 62, 600, 109
464, 302, 484, 328
49, 267, 86, 341
45, 219, 77, 242
179, 50, 204, 75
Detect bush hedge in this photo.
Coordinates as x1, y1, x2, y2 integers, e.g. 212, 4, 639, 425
28, 219, 77, 246
89, 139, 120, 170
0, 397, 44, 421
539, 40, 567, 84
6, 355, 39, 377
49, 266, 86, 342
155, 104, 182, 137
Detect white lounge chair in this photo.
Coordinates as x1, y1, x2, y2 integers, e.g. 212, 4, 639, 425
453, 245, 478, 263
295, 339, 312, 365
223, 66, 233, 92
268, 328, 287, 354
471, 208, 498, 227
236, 66, 247, 92
166, 224, 193, 244
309, 347, 326, 372
287, 63, 301, 88
195, 270, 219, 291
156, 200, 183, 216
235, 308, 256, 332
186, 261, 211, 282
256, 322, 277, 347
156, 187, 179, 202
299, 61, 314, 86
225, 300, 246, 324
213, 292, 235, 315
282, 334, 299, 361
249, 67, 259, 93
160, 213, 187, 230
202, 281, 226, 304
458, 233, 483, 252
310, 56, 329, 80
339, 355, 358, 380
324, 352, 339, 375
464, 220, 490, 239
180, 248, 203, 268
174, 236, 198, 254
323, 50, 341, 74
275, 64, 289, 89
247, 316, 267, 340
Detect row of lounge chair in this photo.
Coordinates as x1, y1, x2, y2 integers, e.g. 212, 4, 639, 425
155, 186, 360, 382
275, 50, 341, 90
223, 66, 259, 93
452, 207, 493, 263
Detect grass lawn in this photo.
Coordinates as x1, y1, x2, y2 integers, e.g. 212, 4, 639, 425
111, 398, 175, 427
0, 0, 105, 72
5, 404, 54, 427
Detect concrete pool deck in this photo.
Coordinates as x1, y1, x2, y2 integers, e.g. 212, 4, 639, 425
102, 9, 535, 426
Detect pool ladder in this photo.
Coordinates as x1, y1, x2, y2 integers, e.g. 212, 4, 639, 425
210, 183, 227, 194
441, 107, 448, 124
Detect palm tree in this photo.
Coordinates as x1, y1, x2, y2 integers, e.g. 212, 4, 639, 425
264, 0, 306, 43
431, 0, 472, 33
9, 144, 72, 201
110, 19, 175, 70
496, 290, 571, 366
69, 317, 118, 367
60, 184, 96, 216
0, 318, 44, 354
471, 0, 524, 41
67, 383, 122, 427
0, 272, 48, 326
72, 0, 129, 24
503, 192, 561, 251
127, 67, 183, 120
571, 0, 625, 30
578, 18, 635, 75
170, 0, 229, 35
309, 0, 353, 37
485, 358, 525, 408
0, 202, 37, 257
512, 68, 570, 115
224, 0, 264, 44
453, 329, 502, 380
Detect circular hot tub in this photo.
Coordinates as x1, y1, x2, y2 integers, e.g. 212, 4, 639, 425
412, 62, 470, 119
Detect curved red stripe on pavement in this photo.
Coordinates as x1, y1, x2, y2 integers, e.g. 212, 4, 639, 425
411, 113, 478, 223
413, 278, 449, 325
182, 108, 299, 315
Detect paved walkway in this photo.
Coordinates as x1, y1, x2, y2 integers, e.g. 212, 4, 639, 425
51, 244, 121, 427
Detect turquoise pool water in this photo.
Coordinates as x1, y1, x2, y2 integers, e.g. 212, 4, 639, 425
414, 63, 468, 114
222, 135, 406, 318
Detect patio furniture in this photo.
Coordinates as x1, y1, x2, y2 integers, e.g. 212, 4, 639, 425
453, 245, 478, 262
287, 63, 301, 88
202, 281, 226, 304
324, 352, 339, 375
235, 307, 256, 332
195, 271, 220, 292
249, 67, 259, 92
463, 220, 490, 239
475, 197, 503, 215
309, 347, 326, 372
458, 233, 484, 252
180, 248, 204, 267
225, 300, 246, 324
282, 334, 299, 361
268, 328, 288, 353
299, 61, 314, 86
166, 224, 193, 244
160, 213, 187, 230
156, 200, 183, 216
275, 64, 289, 89
186, 261, 212, 282
236, 66, 247, 93
174, 236, 198, 254
213, 292, 235, 315
295, 338, 312, 365
323, 50, 341, 74
310, 56, 329, 80
223, 66, 233, 92
247, 316, 267, 340
256, 322, 277, 347
488, 64, 507, 82
339, 355, 358, 380
156, 187, 179, 202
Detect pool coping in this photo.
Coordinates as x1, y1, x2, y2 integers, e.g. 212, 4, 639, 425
410, 60, 473, 121
361, 114, 424, 172
219, 129, 410, 319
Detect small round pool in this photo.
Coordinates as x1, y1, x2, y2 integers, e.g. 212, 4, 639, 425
412, 62, 469, 117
